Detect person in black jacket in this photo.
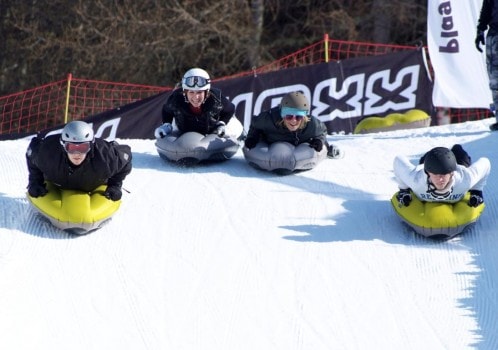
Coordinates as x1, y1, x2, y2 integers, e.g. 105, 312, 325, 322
244, 91, 341, 158
26, 120, 132, 201
475, 0, 498, 130
154, 67, 235, 138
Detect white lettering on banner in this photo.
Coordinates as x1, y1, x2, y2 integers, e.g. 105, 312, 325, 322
313, 74, 364, 121
45, 128, 64, 137
94, 118, 120, 140
438, 1, 459, 53
232, 65, 420, 123
364, 65, 419, 115
231, 92, 254, 132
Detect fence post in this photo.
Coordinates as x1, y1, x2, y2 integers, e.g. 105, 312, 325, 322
324, 33, 329, 63
64, 73, 72, 124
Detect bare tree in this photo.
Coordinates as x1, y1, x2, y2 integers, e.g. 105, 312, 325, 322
0, 0, 428, 96
366, 0, 427, 45
1, 0, 254, 92
248, 0, 264, 69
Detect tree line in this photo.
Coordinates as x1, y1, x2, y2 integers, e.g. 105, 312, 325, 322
0, 0, 427, 96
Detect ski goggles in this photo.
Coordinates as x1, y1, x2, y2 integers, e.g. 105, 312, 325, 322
183, 76, 210, 88
62, 141, 91, 154
283, 114, 305, 121
280, 106, 308, 119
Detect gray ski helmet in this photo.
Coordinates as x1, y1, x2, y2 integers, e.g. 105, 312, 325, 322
61, 121, 95, 143
424, 147, 457, 174
280, 91, 310, 112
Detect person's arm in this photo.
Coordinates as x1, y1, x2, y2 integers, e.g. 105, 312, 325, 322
25, 136, 48, 197
107, 144, 132, 188
244, 125, 261, 149
476, 0, 493, 52
244, 113, 265, 149
457, 157, 490, 207
103, 143, 132, 201
466, 157, 491, 191
392, 155, 416, 190
477, 0, 493, 32
310, 117, 328, 144
302, 117, 328, 151
26, 137, 44, 184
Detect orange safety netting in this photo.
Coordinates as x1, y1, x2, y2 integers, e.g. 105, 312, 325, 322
0, 76, 169, 135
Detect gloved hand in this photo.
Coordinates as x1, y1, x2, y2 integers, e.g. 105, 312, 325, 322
327, 144, 343, 159
28, 183, 48, 198
475, 30, 485, 52
308, 138, 323, 152
214, 121, 226, 137
104, 185, 122, 201
154, 123, 173, 139
244, 137, 258, 150
468, 189, 484, 207
396, 188, 412, 207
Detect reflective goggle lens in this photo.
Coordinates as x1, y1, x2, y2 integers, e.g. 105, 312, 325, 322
184, 76, 210, 88
283, 114, 305, 121
64, 142, 91, 154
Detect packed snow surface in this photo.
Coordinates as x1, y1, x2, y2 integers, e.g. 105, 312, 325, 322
1, 119, 497, 349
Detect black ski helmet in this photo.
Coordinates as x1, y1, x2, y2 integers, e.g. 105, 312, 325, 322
423, 147, 457, 174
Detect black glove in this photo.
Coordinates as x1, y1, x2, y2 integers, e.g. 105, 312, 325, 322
475, 30, 485, 52
309, 138, 323, 152
327, 144, 342, 159
451, 144, 471, 167
214, 121, 226, 137
396, 188, 412, 207
104, 185, 122, 201
468, 189, 483, 207
28, 183, 48, 198
244, 137, 258, 150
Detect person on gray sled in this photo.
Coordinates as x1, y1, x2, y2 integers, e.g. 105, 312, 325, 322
154, 67, 235, 138
393, 145, 490, 208
244, 91, 342, 158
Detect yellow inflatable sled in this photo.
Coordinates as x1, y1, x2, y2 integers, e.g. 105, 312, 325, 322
391, 191, 484, 239
354, 109, 431, 134
27, 182, 121, 234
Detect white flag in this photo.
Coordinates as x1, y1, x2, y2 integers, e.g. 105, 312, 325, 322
427, 0, 492, 108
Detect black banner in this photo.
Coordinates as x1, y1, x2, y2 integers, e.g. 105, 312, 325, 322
1, 49, 432, 140
215, 49, 433, 134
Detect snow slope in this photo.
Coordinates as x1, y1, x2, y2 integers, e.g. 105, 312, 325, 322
1, 118, 498, 350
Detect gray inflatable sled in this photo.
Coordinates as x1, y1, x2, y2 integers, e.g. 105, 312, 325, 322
243, 141, 327, 175
155, 117, 243, 166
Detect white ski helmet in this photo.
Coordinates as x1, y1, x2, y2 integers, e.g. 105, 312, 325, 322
61, 121, 95, 143
182, 68, 211, 91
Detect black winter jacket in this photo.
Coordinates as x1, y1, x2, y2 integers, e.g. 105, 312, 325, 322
161, 88, 235, 135
477, 0, 498, 35
245, 107, 328, 147
26, 135, 132, 193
